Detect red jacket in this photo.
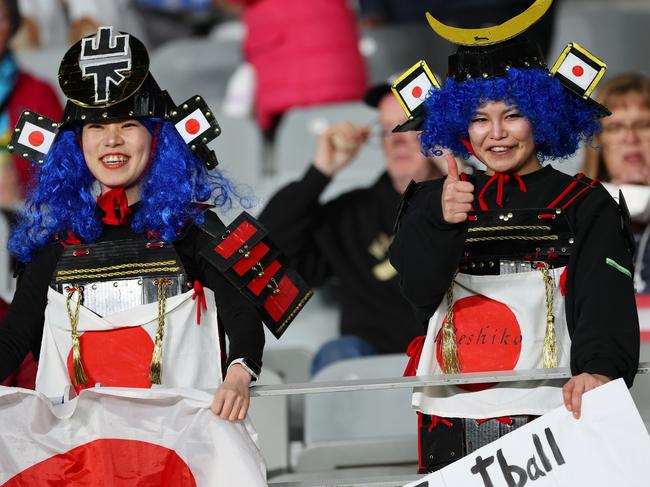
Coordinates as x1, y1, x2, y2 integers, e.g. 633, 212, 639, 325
235, 0, 367, 129
8, 71, 63, 192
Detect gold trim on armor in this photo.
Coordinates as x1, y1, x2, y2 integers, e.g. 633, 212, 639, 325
466, 235, 559, 243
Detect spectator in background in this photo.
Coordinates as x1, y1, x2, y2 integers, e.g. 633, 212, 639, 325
260, 83, 450, 375
0, 0, 62, 389
582, 72, 650, 292
219, 0, 367, 137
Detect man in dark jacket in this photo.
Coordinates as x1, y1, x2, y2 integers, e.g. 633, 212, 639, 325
260, 84, 450, 374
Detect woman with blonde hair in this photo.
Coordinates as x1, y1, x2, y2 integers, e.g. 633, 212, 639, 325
583, 73, 650, 291
582, 72, 650, 184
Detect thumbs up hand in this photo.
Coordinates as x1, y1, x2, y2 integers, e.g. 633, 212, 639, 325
441, 154, 474, 224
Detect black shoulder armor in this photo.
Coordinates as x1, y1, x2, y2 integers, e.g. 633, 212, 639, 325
198, 211, 313, 338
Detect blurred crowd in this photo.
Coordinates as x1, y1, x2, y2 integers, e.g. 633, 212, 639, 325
1, 0, 649, 382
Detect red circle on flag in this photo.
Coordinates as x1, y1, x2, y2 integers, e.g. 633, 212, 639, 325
66, 327, 155, 393
28, 130, 45, 147
185, 118, 201, 135
3, 439, 197, 486
436, 295, 522, 392
412, 86, 423, 98
572, 65, 584, 77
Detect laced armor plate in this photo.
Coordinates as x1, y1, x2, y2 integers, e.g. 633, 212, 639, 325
460, 207, 575, 275
51, 238, 187, 317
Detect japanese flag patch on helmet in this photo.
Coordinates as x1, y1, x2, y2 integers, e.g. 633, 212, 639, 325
550, 43, 610, 117
8, 111, 59, 165
171, 95, 222, 169
391, 60, 440, 132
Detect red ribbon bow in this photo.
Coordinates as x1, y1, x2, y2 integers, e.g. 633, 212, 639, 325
478, 172, 527, 210
97, 188, 131, 226
192, 280, 207, 325
403, 335, 426, 377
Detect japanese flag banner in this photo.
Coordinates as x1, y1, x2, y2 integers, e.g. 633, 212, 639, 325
0, 386, 267, 486
404, 379, 650, 487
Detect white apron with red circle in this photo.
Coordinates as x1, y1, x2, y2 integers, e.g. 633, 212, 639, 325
36, 287, 223, 399
413, 266, 571, 419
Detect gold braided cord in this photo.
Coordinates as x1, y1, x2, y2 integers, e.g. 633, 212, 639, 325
468, 225, 551, 233
275, 290, 314, 335
55, 266, 181, 282
538, 264, 558, 368
149, 279, 170, 384
440, 272, 461, 374
466, 235, 559, 243
57, 260, 178, 276
66, 287, 88, 386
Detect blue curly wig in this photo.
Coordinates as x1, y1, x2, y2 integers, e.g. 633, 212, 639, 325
9, 119, 252, 262
420, 68, 602, 161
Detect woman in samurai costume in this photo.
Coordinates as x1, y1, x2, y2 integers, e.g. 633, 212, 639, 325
389, 0, 640, 473
0, 27, 310, 431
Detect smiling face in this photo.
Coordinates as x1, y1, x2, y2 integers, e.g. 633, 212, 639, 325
599, 93, 650, 185
82, 120, 153, 195
467, 100, 541, 176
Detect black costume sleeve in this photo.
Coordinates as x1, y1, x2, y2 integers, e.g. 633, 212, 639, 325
389, 178, 468, 325
0, 244, 62, 382
258, 165, 333, 286
178, 212, 265, 369
566, 187, 640, 387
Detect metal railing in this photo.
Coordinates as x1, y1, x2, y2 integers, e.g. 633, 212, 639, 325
251, 362, 650, 397
255, 362, 650, 487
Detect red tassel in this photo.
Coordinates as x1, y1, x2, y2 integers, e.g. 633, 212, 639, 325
192, 281, 207, 325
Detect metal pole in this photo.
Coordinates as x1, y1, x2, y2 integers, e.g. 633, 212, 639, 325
249, 362, 650, 398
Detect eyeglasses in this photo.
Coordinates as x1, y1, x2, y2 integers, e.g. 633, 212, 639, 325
601, 119, 650, 139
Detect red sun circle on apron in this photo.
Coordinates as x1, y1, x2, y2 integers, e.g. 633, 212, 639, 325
66, 327, 155, 393
3, 438, 197, 486
436, 295, 522, 392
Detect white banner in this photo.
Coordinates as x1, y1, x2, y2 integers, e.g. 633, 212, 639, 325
406, 379, 650, 487
0, 386, 266, 486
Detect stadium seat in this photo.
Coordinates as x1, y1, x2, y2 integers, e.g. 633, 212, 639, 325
249, 368, 289, 474
296, 354, 417, 472
207, 111, 264, 187
359, 24, 453, 85
262, 292, 340, 441
549, 1, 650, 78
14, 47, 67, 105
150, 38, 243, 106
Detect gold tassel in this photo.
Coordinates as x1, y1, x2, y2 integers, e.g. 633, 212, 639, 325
149, 279, 170, 384
66, 287, 88, 386
539, 264, 558, 368
440, 273, 461, 374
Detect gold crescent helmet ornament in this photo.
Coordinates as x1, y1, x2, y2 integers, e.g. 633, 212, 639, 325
426, 0, 553, 46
